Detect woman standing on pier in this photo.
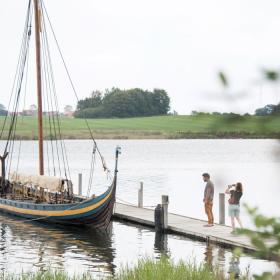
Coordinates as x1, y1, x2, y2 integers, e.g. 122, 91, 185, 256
225, 183, 243, 233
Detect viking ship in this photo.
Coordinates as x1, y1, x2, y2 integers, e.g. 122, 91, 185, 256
0, 0, 120, 228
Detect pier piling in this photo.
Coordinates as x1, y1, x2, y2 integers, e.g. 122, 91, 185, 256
162, 195, 169, 230
78, 173, 82, 196
219, 193, 225, 225
138, 182, 143, 208
154, 195, 169, 232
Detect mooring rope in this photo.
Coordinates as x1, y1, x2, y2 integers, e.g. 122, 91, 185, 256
116, 196, 157, 208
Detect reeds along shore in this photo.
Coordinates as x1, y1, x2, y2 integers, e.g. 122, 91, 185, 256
0, 257, 251, 280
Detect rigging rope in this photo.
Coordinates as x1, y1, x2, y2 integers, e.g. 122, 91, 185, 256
4, 0, 33, 178
86, 145, 97, 198
1, 0, 112, 198
0, 1, 32, 142
41, 46, 57, 177
39, 0, 73, 180
15, 23, 32, 176
40, 14, 62, 177
41, 0, 109, 175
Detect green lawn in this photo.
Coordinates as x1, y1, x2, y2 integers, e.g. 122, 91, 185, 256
0, 115, 280, 139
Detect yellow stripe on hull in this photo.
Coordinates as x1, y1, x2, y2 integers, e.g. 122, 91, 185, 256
0, 188, 113, 217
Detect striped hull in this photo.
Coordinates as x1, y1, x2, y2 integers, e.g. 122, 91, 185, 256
0, 178, 116, 229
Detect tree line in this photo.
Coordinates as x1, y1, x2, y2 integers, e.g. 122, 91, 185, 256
0, 104, 7, 116
255, 103, 280, 116
192, 104, 280, 117
75, 88, 170, 118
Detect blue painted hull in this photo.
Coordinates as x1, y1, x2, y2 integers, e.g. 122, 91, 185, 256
0, 178, 116, 229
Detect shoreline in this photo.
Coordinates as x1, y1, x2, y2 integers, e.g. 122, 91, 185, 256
0, 131, 280, 140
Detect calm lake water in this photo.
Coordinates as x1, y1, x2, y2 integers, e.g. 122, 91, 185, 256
0, 139, 279, 277
0, 215, 277, 278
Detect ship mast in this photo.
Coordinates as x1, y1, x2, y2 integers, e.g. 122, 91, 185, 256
34, 0, 44, 175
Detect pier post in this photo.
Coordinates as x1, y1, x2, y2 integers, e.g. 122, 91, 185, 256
154, 231, 168, 253
219, 193, 225, 225
162, 195, 169, 230
138, 181, 143, 208
154, 204, 163, 232
155, 195, 169, 232
78, 173, 82, 196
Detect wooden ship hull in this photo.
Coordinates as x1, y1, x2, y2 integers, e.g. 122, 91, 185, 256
0, 179, 116, 228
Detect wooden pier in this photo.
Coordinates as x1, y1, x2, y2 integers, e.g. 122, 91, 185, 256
113, 202, 255, 252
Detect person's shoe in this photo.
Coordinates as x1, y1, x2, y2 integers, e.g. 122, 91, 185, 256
203, 224, 214, 227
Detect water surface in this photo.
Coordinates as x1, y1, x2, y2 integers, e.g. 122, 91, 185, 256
0, 215, 277, 278
0, 139, 279, 277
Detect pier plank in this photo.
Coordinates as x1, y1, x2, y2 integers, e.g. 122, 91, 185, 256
113, 203, 255, 251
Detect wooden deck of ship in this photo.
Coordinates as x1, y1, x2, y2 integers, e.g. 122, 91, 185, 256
113, 203, 255, 252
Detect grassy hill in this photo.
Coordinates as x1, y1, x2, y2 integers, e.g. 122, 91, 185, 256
0, 115, 280, 139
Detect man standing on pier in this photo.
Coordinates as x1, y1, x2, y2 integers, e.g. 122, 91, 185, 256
202, 173, 214, 227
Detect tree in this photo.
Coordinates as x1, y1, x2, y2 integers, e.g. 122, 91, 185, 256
271, 103, 280, 115
75, 88, 171, 118
0, 103, 7, 116
255, 104, 275, 116
152, 89, 170, 115
262, 68, 280, 104
212, 112, 222, 116
263, 69, 279, 82
64, 105, 73, 113
91, 90, 102, 99
76, 90, 103, 111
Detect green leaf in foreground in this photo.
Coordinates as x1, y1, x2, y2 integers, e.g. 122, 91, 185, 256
236, 205, 280, 279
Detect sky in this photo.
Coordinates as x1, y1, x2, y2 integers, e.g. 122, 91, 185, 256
0, 0, 280, 114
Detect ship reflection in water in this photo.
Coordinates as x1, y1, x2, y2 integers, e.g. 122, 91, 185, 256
0, 214, 277, 278
0, 214, 116, 278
